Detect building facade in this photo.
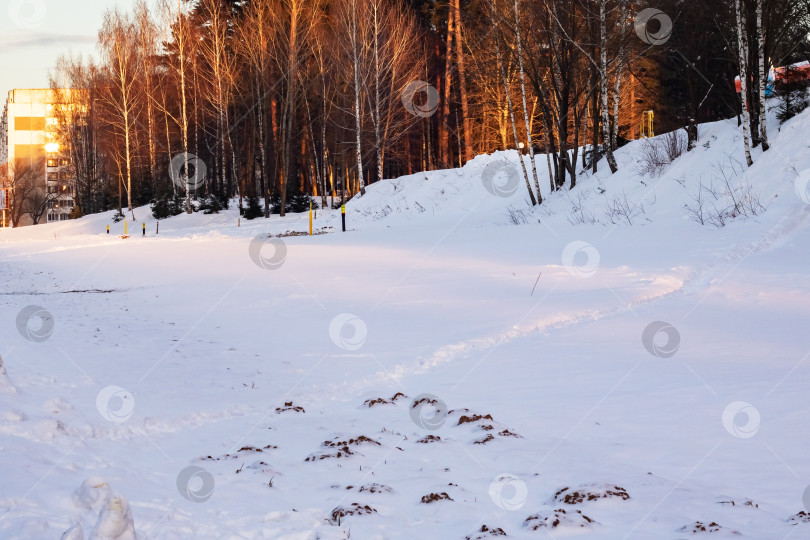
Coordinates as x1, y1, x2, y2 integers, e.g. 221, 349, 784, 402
0, 89, 76, 227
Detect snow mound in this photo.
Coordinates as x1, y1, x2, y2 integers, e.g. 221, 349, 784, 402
73, 477, 112, 510
89, 495, 136, 540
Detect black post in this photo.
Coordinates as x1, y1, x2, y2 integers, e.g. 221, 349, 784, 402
142, 223, 145, 236
341, 205, 346, 232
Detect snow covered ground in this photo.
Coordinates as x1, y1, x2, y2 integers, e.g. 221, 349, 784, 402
1, 108, 810, 539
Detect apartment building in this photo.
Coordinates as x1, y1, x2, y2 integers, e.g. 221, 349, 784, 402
0, 88, 76, 227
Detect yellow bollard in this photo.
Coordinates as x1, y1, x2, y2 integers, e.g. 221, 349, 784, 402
640, 110, 654, 138
125, 220, 127, 236
309, 201, 312, 236
106, 224, 109, 234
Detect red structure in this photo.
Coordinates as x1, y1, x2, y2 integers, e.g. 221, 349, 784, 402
735, 62, 810, 94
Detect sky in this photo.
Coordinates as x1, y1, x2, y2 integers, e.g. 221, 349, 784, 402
1, 0, 137, 106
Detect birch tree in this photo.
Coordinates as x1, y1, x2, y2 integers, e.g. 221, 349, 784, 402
734, 0, 754, 166
157, 0, 194, 211
98, 8, 140, 219
492, 4, 536, 206
599, 0, 618, 173
512, 0, 541, 203
755, 0, 769, 151
134, 0, 158, 183
238, 0, 277, 216
610, 0, 628, 151
335, 0, 371, 196
367, 0, 423, 184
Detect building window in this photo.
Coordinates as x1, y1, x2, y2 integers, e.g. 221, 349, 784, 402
14, 117, 46, 131
60, 158, 70, 166
47, 172, 58, 181
47, 159, 58, 168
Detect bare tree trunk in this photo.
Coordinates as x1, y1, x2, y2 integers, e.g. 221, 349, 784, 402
226, 107, 240, 208
426, 61, 434, 171
322, 91, 329, 207
440, 6, 453, 169
591, 79, 599, 174
600, 0, 618, 173
281, 4, 299, 215
124, 106, 134, 219
301, 85, 323, 199
135, 1, 157, 183
610, 0, 628, 150
373, 2, 383, 183
193, 45, 199, 175
256, 69, 269, 215
496, 40, 536, 205
162, 85, 174, 195
100, 9, 139, 219
177, 0, 191, 214
455, 109, 463, 167
350, 0, 366, 195
513, 0, 541, 203
756, 0, 769, 151
735, 0, 754, 166
453, 0, 472, 162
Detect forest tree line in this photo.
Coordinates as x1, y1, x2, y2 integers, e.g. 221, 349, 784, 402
42, 0, 810, 220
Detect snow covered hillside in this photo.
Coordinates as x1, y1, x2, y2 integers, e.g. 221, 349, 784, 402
1, 108, 810, 539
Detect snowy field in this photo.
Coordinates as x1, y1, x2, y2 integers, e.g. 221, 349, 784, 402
1, 110, 810, 539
